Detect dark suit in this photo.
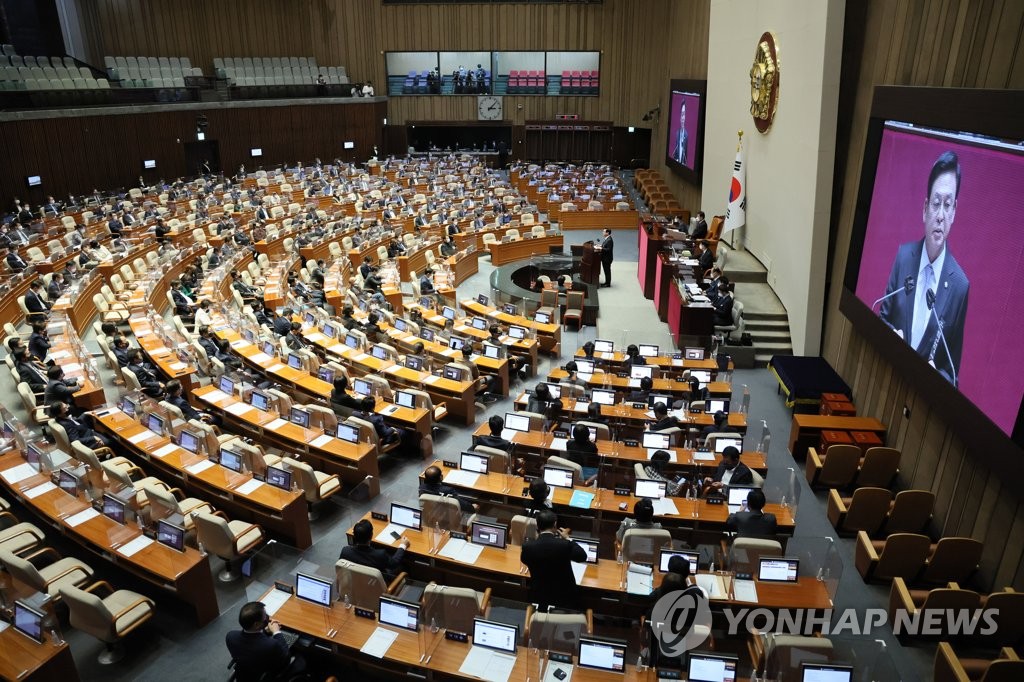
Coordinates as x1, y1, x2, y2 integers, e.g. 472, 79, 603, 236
599, 235, 614, 285
673, 128, 689, 165
711, 461, 753, 486
25, 291, 50, 319
726, 510, 778, 538
419, 481, 475, 512
475, 434, 511, 451
520, 532, 587, 610
712, 294, 734, 327
273, 317, 291, 337
45, 378, 77, 405
879, 239, 968, 386
698, 247, 714, 273
339, 543, 406, 582
57, 415, 103, 448
651, 416, 679, 432
691, 220, 708, 240
6, 253, 26, 272
28, 333, 50, 361
17, 361, 47, 392
224, 630, 294, 682
168, 394, 202, 421
47, 280, 64, 300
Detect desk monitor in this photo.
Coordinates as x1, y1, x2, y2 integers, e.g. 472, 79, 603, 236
443, 365, 462, 381
648, 394, 673, 409
630, 365, 655, 380
303, 312, 315, 327
543, 466, 575, 489
634, 478, 667, 500
502, 303, 518, 316
713, 437, 743, 453
178, 429, 202, 454
684, 347, 706, 361
591, 389, 616, 406
290, 406, 310, 429
287, 353, 303, 370
266, 465, 292, 491
758, 557, 800, 583
508, 325, 526, 340
295, 572, 333, 607
448, 336, 466, 351
379, 596, 420, 632
262, 340, 276, 357
534, 311, 551, 325
323, 323, 337, 339
120, 396, 139, 417
470, 521, 508, 549
242, 329, 256, 344
575, 359, 595, 374
641, 432, 671, 450
143, 159, 157, 170
504, 412, 530, 433
249, 391, 271, 412
353, 378, 373, 397
317, 366, 335, 383
218, 376, 236, 395
727, 486, 756, 508
460, 451, 489, 474
419, 296, 434, 310
396, 390, 416, 409
690, 370, 712, 383
638, 344, 659, 358
544, 382, 562, 400
573, 423, 598, 442
146, 412, 166, 435
57, 468, 80, 495
24, 441, 45, 467
659, 549, 699, 575
369, 345, 388, 361
394, 318, 408, 332
578, 636, 627, 673
156, 519, 186, 552
575, 538, 599, 564
687, 652, 739, 682
482, 343, 501, 359
390, 502, 422, 531
477, 294, 489, 306
442, 306, 457, 321
220, 448, 244, 473
471, 317, 488, 331
705, 399, 730, 414
472, 618, 518, 655
13, 602, 45, 643
336, 423, 360, 444
800, 663, 854, 682
344, 333, 361, 349
405, 355, 424, 371
593, 339, 614, 354
102, 492, 127, 524
419, 327, 435, 343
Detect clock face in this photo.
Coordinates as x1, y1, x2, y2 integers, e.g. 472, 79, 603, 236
478, 96, 503, 121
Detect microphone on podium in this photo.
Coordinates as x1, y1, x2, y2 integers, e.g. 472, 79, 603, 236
871, 275, 915, 311
925, 289, 958, 387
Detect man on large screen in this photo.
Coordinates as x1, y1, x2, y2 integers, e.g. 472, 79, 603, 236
673, 99, 688, 165
879, 151, 969, 387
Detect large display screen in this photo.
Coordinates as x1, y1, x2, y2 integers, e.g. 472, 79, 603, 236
665, 79, 705, 183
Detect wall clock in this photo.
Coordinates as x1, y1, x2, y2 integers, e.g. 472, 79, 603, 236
477, 96, 503, 121
750, 32, 780, 133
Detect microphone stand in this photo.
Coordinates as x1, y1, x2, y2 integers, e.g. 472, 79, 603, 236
871, 276, 915, 311
926, 290, 958, 387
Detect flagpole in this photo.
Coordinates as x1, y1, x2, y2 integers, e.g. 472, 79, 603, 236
735, 130, 744, 251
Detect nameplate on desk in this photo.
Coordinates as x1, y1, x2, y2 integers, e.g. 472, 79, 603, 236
549, 652, 573, 664
445, 630, 468, 643
674, 375, 689, 382
442, 460, 458, 469
706, 497, 723, 505
354, 607, 375, 620
613, 487, 631, 496
656, 669, 682, 680
631, 402, 646, 410
450, 531, 467, 541
371, 511, 388, 521
623, 439, 639, 448
552, 430, 569, 439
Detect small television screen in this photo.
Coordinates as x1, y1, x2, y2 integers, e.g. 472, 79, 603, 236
219, 376, 235, 394
460, 451, 489, 473
178, 430, 201, 453
638, 344, 659, 358
146, 413, 166, 435
396, 390, 415, 408
405, 355, 423, 371
26, 175, 41, 187
249, 391, 270, 412
390, 502, 422, 530
665, 79, 707, 181
102, 493, 126, 524
251, 148, 263, 157
502, 303, 518, 315
578, 637, 626, 673
371, 345, 388, 360
220, 448, 243, 473
156, 520, 185, 551
336, 423, 360, 443
534, 311, 551, 324
379, 596, 420, 632
469, 521, 507, 549
287, 353, 303, 370
345, 334, 360, 349
143, 159, 156, 169
290, 406, 310, 428
477, 294, 489, 306
593, 339, 614, 354
420, 328, 435, 342
343, 141, 355, 150
448, 336, 466, 351
443, 365, 462, 381
441, 306, 456, 321
295, 572, 332, 606
508, 325, 526, 340
13, 602, 45, 643
591, 388, 616, 405
353, 379, 373, 396
471, 317, 488, 331
266, 465, 292, 491
394, 318, 408, 332
317, 366, 335, 383
483, 343, 501, 359
323, 323, 336, 339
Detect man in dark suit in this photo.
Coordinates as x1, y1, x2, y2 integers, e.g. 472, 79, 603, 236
691, 211, 708, 240
44, 365, 80, 406
14, 347, 48, 393
726, 489, 778, 538
27, 321, 50, 361
46, 273, 67, 300
475, 415, 512, 451
649, 402, 679, 432
697, 240, 715, 273
339, 519, 409, 582
165, 379, 215, 424
878, 151, 969, 387
272, 309, 293, 337
673, 99, 689, 165
254, 203, 269, 221
419, 465, 478, 512
4, 248, 27, 272
48, 401, 108, 448
712, 279, 734, 327
596, 228, 614, 287
225, 601, 305, 682
703, 446, 753, 495
24, 280, 50, 321
520, 510, 587, 610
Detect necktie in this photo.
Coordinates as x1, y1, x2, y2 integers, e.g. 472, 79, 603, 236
911, 263, 935, 349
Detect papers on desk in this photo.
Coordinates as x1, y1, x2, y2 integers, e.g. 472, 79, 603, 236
568, 490, 595, 509
691, 295, 710, 303
127, 430, 157, 445
310, 434, 334, 448
265, 418, 289, 430
153, 443, 179, 458
360, 626, 399, 659
499, 429, 517, 442
672, 358, 685, 367
443, 470, 480, 488
24, 481, 56, 499
439, 538, 484, 565
186, 459, 216, 475
727, 504, 742, 514
352, 352, 370, 362
383, 404, 401, 415
63, 362, 83, 373
0, 620, 8, 633
693, 450, 716, 461
235, 479, 264, 495
460, 645, 518, 682
652, 497, 679, 516
49, 350, 72, 361
695, 574, 727, 599
441, 348, 458, 358
571, 561, 588, 585
328, 343, 347, 354
601, 352, 615, 360
549, 438, 567, 451
1, 463, 37, 485
262, 589, 291, 617
65, 507, 100, 527
248, 352, 272, 365
732, 579, 759, 603
644, 410, 656, 419
423, 374, 440, 385
225, 402, 254, 416
375, 523, 404, 545
169, 361, 188, 371
626, 562, 654, 595
267, 363, 287, 373
203, 388, 228, 402
572, 401, 591, 414
305, 332, 326, 344
117, 535, 154, 557
230, 339, 248, 348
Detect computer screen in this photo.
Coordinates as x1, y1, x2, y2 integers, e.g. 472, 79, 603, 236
220, 448, 243, 473
714, 437, 743, 453
648, 394, 673, 409
24, 441, 44, 466
483, 343, 501, 359
242, 329, 256, 343
630, 365, 655, 380
472, 618, 518, 654
248, 391, 269, 412
143, 159, 156, 169
371, 345, 388, 360
379, 596, 420, 632
641, 432, 671, 450
758, 558, 800, 583
800, 663, 854, 682
504, 412, 530, 432
591, 389, 616, 406
448, 336, 466, 351
659, 550, 699, 574
575, 359, 595, 374
295, 572, 333, 606
156, 519, 185, 552
460, 451, 490, 473
345, 333, 361, 349
503, 303, 518, 316
262, 341, 276, 357
684, 347, 706, 360
304, 312, 315, 327
102, 493, 126, 524
544, 383, 562, 400
705, 399, 730, 414
690, 370, 712, 383
419, 296, 434, 310
58, 468, 80, 495
543, 466, 575, 489
13, 602, 45, 643
121, 396, 138, 417
266, 465, 292, 491
470, 521, 507, 549
178, 430, 201, 453
419, 328, 436, 343
635, 479, 667, 499
442, 306, 457, 321
353, 379, 373, 396
638, 344, 659, 357
508, 325, 526, 339
219, 376, 235, 394
337, 423, 360, 443
390, 502, 422, 530
471, 317, 488, 331
288, 353, 303, 369
323, 323, 337, 339
593, 339, 614, 353
147, 413, 166, 434
290, 407, 310, 428
534, 311, 551, 324
477, 294, 489, 306
317, 366, 335, 383
575, 538, 599, 564
394, 318, 408, 332
727, 486, 755, 507
405, 355, 424, 371
443, 366, 462, 381
687, 652, 739, 682
578, 637, 626, 673
396, 391, 415, 408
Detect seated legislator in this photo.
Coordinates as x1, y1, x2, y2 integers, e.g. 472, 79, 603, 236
726, 488, 778, 538
44, 365, 81, 406
649, 402, 680, 432
329, 376, 362, 420
564, 424, 599, 486
225, 601, 306, 682
48, 401, 109, 448
702, 446, 753, 496
699, 410, 739, 442
340, 519, 409, 582
615, 498, 664, 544
419, 465, 479, 513
642, 450, 685, 497
476, 415, 512, 451
524, 479, 553, 517
520, 510, 587, 611
628, 376, 654, 403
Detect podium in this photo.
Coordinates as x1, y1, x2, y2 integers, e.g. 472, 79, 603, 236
579, 240, 600, 285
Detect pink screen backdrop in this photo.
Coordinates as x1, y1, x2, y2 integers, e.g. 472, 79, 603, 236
667, 91, 700, 171
854, 126, 1024, 435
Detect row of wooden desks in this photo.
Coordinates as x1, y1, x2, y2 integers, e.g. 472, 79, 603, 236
788, 414, 887, 459
546, 367, 732, 399
487, 234, 564, 266
455, 298, 561, 357
0, 610, 79, 682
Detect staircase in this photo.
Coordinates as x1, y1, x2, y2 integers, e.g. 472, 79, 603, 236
744, 310, 792, 365
723, 248, 793, 367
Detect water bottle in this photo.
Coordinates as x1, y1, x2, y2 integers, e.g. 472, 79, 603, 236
741, 385, 750, 415
430, 617, 439, 634
343, 593, 351, 609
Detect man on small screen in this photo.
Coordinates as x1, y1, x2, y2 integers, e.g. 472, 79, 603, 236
879, 151, 969, 387
673, 98, 688, 165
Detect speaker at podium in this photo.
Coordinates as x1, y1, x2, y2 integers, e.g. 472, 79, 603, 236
579, 240, 600, 285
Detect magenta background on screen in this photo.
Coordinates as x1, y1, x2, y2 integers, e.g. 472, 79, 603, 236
667, 91, 700, 171
854, 127, 1024, 435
